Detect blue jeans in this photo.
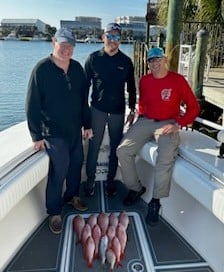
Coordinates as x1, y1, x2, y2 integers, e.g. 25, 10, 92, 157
45, 135, 83, 215
86, 106, 124, 188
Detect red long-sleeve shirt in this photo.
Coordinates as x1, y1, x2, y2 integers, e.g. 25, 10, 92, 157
138, 71, 200, 127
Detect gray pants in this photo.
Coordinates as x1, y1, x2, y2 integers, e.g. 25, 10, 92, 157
86, 106, 124, 188
117, 117, 180, 199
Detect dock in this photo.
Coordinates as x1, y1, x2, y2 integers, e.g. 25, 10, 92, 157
203, 68, 224, 126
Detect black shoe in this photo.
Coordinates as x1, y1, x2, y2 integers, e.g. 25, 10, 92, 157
146, 201, 161, 226
84, 180, 95, 196
106, 183, 117, 197
85, 186, 95, 196
123, 186, 146, 206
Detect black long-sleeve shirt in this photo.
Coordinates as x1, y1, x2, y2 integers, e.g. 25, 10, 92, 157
26, 56, 91, 142
84, 48, 136, 114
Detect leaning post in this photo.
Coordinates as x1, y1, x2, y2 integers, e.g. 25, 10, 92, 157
192, 29, 209, 100
145, 0, 158, 47
145, 1, 151, 47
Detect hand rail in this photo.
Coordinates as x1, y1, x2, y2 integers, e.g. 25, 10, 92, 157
195, 116, 224, 131
0, 147, 39, 183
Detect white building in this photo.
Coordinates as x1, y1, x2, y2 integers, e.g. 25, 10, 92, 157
115, 16, 146, 39
1, 19, 46, 33
61, 17, 101, 31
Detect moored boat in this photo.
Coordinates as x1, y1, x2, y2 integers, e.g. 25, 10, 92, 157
84, 36, 102, 43
3, 32, 18, 41
31, 35, 47, 41
0, 117, 224, 271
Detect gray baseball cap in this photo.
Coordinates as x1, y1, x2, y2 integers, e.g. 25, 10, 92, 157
54, 27, 76, 46
104, 23, 122, 34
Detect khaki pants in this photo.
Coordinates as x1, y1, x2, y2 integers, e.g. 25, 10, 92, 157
117, 117, 180, 199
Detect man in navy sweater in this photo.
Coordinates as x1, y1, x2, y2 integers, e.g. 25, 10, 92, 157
84, 23, 136, 197
26, 28, 92, 234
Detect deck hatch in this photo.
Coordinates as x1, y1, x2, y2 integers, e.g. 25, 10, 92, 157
59, 212, 154, 272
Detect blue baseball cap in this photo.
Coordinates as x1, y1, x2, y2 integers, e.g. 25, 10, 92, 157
105, 23, 122, 34
54, 27, 76, 46
147, 47, 165, 60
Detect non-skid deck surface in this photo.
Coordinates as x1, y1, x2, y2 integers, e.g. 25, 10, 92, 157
5, 180, 214, 272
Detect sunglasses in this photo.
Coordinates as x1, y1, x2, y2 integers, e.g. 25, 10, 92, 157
105, 33, 121, 41
110, 25, 121, 31
148, 57, 163, 63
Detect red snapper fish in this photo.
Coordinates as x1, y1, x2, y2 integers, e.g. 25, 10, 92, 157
118, 211, 129, 230
92, 224, 101, 259
111, 236, 122, 267
87, 214, 97, 229
106, 249, 116, 271
85, 236, 95, 268
73, 215, 85, 244
109, 212, 119, 228
97, 212, 109, 235
116, 223, 127, 259
107, 225, 116, 249
81, 223, 92, 255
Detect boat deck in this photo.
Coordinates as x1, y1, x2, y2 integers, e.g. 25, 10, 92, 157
4, 180, 214, 272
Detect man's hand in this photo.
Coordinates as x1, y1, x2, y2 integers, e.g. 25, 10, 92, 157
33, 140, 45, 151
83, 128, 93, 140
162, 124, 180, 135
125, 110, 136, 127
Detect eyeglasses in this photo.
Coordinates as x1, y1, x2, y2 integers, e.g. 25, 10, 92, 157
148, 57, 163, 63
105, 33, 121, 41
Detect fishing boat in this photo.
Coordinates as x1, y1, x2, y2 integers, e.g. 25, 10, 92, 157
31, 35, 47, 41
0, 114, 224, 272
3, 32, 18, 41
84, 36, 102, 43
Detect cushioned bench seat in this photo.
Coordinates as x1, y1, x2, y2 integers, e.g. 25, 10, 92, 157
138, 129, 224, 224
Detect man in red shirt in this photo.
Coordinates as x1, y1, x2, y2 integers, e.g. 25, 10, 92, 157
117, 47, 200, 226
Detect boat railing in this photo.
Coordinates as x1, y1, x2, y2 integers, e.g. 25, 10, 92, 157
0, 148, 49, 221
0, 147, 37, 183
195, 116, 223, 131
0, 121, 49, 221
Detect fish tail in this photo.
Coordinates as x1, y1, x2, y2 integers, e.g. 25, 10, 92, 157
87, 260, 93, 268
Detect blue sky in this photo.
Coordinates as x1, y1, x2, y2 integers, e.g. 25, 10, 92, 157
0, 0, 149, 29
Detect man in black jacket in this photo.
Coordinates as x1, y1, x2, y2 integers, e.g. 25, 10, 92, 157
26, 28, 92, 234
84, 23, 136, 197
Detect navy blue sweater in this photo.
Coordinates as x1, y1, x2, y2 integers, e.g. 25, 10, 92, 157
84, 49, 136, 114
26, 56, 91, 142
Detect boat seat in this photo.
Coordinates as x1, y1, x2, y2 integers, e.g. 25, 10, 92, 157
138, 129, 224, 224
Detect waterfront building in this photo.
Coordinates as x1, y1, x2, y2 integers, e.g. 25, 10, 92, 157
115, 16, 146, 40
0, 18, 46, 34
60, 17, 102, 39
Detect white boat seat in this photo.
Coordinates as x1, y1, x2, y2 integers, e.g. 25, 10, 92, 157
138, 129, 224, 224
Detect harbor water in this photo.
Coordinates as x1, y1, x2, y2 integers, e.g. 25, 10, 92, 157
0, 40, 133, 131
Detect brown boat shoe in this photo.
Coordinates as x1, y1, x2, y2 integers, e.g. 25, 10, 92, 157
48, 215, 62, 234
69, 196, 88, 212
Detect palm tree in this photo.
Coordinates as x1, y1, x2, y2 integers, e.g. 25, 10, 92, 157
157, 0, 224, 24
157, 0, 224, 70
195, 0, 224, 22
